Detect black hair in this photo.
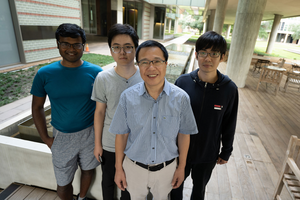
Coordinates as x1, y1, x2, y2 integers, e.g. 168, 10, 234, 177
108, 24, 139, 48
55, 23, 86, 44
195, 31, 227, 58
135, 40, 168, 62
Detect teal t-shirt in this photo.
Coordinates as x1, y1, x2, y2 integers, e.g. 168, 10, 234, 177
31, 61, 103, 133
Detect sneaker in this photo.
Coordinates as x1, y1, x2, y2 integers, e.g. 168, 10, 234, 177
76, 193, 88, 200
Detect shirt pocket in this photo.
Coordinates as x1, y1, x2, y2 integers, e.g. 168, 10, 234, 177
161, 115, 179, 141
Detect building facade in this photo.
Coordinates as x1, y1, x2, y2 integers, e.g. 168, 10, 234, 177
1, 0, 204, 68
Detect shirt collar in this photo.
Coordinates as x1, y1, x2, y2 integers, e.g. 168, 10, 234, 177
138, 78, 170, 97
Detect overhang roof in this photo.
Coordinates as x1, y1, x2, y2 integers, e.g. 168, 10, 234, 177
207, 0, 300, 24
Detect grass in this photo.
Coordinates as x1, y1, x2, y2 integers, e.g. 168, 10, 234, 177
0, 53, 114, 107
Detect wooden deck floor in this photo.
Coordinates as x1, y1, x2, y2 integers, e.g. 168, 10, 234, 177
182, 63, 300, 200
1, 63, 300, 200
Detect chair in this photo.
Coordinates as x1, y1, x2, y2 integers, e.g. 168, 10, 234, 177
283, 72, 300, 92
253, 60, 270, 73
256, 67, 285, 96
272, 58, 286, 68
273, 135, 300, 200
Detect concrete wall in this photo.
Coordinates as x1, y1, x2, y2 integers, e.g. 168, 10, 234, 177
15, 0, 81, 63
0, 135, 106, 199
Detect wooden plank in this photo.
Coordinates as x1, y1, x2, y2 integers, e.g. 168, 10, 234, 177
217, 164, 231, 200
251, 135, 272, 163
205, 192, 220, 200
39, 190, 58, 200
7, 185, 34, 200
24, 187, 47, 200
226, 156, 243, 199
254, 160, 275, 199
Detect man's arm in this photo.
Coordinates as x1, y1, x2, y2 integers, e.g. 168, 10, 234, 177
94, 101, 107, 162
31, 95, 53, 148
115, 133, 129, 191
172, 133, 190, 189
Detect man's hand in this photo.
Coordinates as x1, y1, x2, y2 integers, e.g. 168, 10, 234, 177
217, 157, 228, 165
94, 144, 103, 162
171, 167, 185, 189
45, 137, 54, 149
115, 168, 127, 191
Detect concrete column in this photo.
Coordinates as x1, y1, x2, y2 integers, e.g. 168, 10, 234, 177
116, 0, 123, 24
207, 9, 215, 31
226, 24, 231, 39
168, 19, 172, 33
226, 0, 267, 88
174, 7, 179, 34
266, 14, 283, 54
213, 0, 229, 34
284, 33, 289, 43
203, 21, 207, 33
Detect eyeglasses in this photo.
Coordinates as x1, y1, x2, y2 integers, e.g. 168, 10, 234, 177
111, 46, 134, 54
138, 59, 166, 68
58, 41, 84, 50
198, 51, 221, 58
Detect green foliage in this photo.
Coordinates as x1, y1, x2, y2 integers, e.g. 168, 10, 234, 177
258, 21, 273, 39
0, 54, 114, 106
179, 15, 204, 35
290, 23, 300, 40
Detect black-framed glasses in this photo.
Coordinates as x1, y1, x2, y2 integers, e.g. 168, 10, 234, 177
111, 46, 134, 54
198, 51, 221, 58
58, 41, 84, 50
138, 59, 166, 68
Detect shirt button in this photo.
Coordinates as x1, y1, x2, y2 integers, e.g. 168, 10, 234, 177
152, 147, 155, 149
153, 117, 156, 119
153, 132, 155, 134
152, 161, 154, 162
126, 81, 128, 83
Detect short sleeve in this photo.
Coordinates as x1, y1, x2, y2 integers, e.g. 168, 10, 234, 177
91, 72, 107, 103
30, 71, 47, 97
109, 93, 130, 135
179, 94, 198, 135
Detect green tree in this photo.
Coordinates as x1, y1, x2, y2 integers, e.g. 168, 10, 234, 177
290, 23, 300, 41
179, 15, 204, 34
258, 21, 273, 39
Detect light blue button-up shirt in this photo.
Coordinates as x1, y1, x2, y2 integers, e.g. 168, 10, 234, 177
109, 79, 198, 165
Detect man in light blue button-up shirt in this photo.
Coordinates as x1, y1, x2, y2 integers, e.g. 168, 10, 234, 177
109, 40, 198, 200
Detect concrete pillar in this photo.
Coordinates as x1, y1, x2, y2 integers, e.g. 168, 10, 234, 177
226, 0, 267, 88
203, 21, 207, 33
266, 14, 283, 54
168, 19, 172, 33
226, 24, 231, 39
207, 9, 215, 31
213, 0, 229, 34
116, 0, 123, 24
284, 33, 289, 43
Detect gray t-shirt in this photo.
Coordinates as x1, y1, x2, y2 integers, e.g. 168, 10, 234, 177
91, 67, 142, 152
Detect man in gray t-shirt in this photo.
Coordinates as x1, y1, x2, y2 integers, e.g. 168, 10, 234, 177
91, 24, 142, 200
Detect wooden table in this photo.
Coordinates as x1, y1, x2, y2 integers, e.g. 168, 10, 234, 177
252, 55, 271, 61
256, 66, 286, 96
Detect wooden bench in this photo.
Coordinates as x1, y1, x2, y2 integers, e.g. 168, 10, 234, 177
284, 72, 300, 92
273, 135, 300, 200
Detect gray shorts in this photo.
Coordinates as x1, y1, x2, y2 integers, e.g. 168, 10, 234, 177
51, 125, 100, 186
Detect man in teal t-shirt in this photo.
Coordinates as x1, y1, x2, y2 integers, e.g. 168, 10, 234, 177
31, 23, 102, 200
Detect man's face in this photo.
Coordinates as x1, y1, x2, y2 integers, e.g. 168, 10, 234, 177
57, 36, 84, 64
110, 34, 135, 66
138, 46, 167, 90
196, 47, 223, 74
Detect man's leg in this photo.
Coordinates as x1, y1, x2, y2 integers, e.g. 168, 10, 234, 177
170, 162, 192, 200
79, 168, 95, 198
101, 150, 117, 200
190, 161, 216, 200
57, 182, 74, 200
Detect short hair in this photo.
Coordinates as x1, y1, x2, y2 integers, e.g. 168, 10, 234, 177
195, 31, 227, 58
108, 24, 139, 49
55, 23, 86, 44
136, 40, 168, 62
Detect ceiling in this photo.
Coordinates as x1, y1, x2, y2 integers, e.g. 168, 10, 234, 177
208, 0, 300, 24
